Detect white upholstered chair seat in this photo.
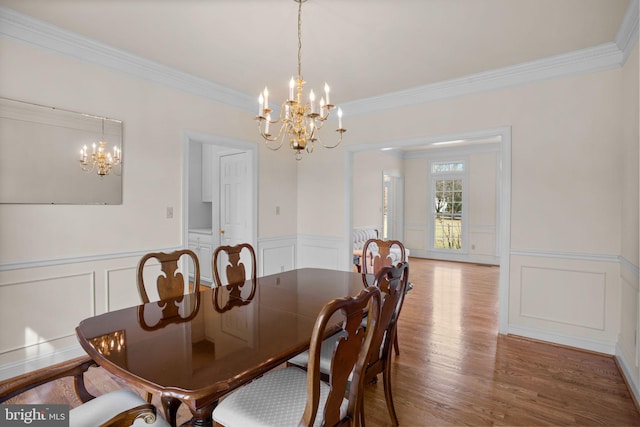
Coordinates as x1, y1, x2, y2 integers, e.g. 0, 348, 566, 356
211, 367, 347, 427
287, 331, 345, 374
288, 328, 386, 377
70, 389, 171, 427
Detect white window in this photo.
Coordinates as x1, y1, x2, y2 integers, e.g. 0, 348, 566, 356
431, 161, 465, 251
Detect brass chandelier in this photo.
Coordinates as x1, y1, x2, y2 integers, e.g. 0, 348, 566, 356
79, 119, 121, 176
256, 0, 346, 160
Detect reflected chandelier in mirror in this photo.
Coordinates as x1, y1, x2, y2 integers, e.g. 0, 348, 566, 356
0, 97, 123, 204
79, 118, 122, 176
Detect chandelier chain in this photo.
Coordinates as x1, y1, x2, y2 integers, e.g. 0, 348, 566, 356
297, 0, 302, 80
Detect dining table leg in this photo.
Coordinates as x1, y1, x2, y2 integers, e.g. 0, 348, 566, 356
187, 402, 217, 427
161, 396, 182, 427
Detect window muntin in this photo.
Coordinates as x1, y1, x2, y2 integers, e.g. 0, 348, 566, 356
432, 161, 464, 174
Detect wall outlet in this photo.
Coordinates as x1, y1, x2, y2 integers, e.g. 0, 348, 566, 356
166, 206, 173, 219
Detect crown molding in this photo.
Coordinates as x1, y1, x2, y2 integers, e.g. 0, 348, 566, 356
0, 6, 256, 112
0, 3, 637, 117
343, 0, 638, 116
342, 42, 624, 116
616, 0, 639, 63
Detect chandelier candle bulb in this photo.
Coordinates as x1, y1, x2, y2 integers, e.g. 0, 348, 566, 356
289, 77, 295, 100
263, 87, 269, 110
258, 93, 264, 116
309, 90, 315, 113
265, 113, 270, 135
324, 83, 330, 105
338, 107, 343, 129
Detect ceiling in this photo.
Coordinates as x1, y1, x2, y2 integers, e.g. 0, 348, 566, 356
0, 0, 631, 105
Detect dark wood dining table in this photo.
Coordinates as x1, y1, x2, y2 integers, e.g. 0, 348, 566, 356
75, 268, 369, 427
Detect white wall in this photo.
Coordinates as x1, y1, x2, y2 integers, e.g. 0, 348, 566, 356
0, 37, 297, 378
352, 150, 403, 229
616, 43, 640, 402
298, 66, 628, 354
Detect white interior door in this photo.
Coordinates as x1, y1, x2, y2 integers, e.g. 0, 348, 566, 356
217, 151, 253, 283
219, 151, 251, 245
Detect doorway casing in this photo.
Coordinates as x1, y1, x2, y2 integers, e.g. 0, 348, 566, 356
344, 126, 511, 333
182, 130, 258, 258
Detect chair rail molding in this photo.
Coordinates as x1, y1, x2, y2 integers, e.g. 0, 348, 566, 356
0, 247, 181, 272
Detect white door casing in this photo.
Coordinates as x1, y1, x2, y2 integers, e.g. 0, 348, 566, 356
182, 130, 258, 284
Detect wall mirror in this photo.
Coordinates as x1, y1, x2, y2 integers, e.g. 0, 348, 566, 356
0, 97, 123, 204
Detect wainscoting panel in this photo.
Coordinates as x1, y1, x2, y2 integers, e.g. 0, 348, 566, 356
616, 258, 640, 404
0, 251, 165, 380
258, 236, 296, 276
105, 265, 142, 312
468, 226, 496, 258
0, 272, 94, 355
404, 223, 428, 256
297, 235, 347, 271
509, 252, 620, 353
520, 266, 605, 330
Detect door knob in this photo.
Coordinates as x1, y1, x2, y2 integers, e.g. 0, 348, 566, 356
220, 229, 225, 234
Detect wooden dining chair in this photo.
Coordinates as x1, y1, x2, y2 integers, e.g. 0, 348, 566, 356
0, 356, 170, 426
136, 249, 199, 415
288, 262, 409, 426
360, 262, 409, 426
211, 286, 382, 427
212, 243, 257, 288
361, 238, 406, 279
136, 249, 201, 303
361, 238, 406, 356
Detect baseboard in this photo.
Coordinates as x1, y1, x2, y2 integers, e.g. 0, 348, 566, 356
616, 342, 640, 413
507, 324, 616, 355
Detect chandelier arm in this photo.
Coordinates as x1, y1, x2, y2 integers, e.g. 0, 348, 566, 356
263, 136, 285, 151
311, 116, 326, 131
80, 161, 96, 173
317, 129, 346, 149
258, 119, 288, 151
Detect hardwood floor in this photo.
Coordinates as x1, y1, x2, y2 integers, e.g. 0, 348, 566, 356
4, 258, 639, 426
364, 259, 639, 426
